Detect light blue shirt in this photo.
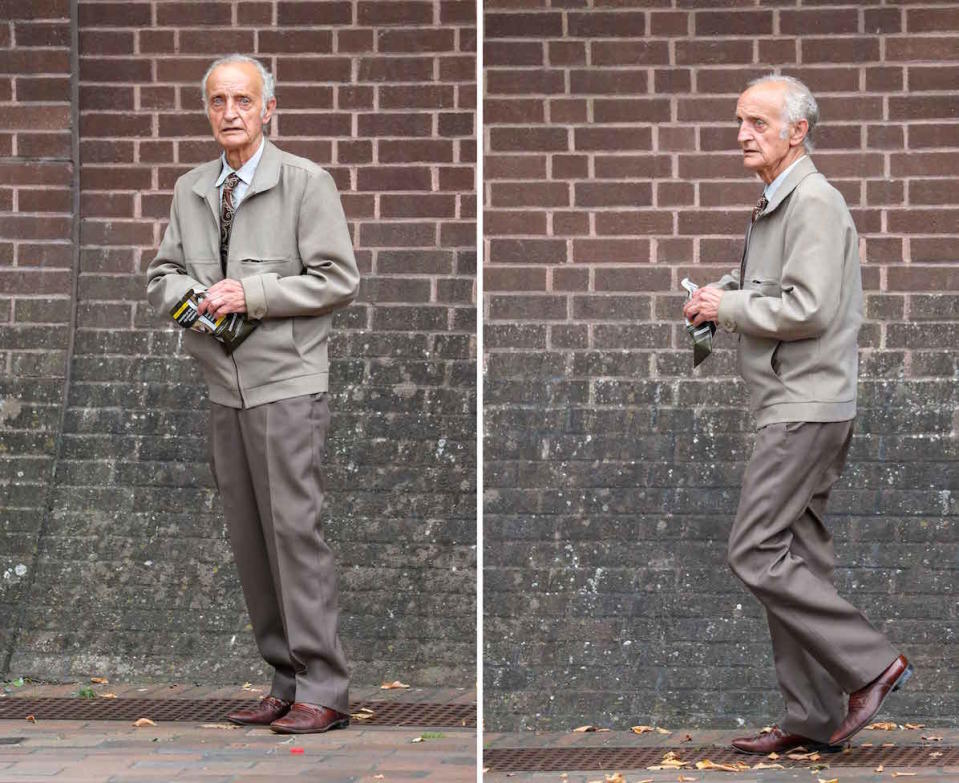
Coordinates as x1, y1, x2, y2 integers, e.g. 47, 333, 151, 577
763, 155, 805, 203
215, 136, 265, 210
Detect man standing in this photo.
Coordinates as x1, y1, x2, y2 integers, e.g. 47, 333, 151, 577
683, 75, 911, 752
146, 54, 359, 734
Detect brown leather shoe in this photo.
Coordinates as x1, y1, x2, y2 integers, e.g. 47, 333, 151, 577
226, 695, 292, 726
732, 725, 842, 755
829, 654, 913, 745
270, 701, 350, 734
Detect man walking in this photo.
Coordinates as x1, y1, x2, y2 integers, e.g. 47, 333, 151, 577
146, 54, 359, 733
683, 75, 911, 752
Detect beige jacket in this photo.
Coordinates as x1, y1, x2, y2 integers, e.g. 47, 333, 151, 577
713, 156, 863, 428
146, 139, 359, 408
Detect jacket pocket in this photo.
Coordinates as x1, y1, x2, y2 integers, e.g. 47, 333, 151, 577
747, 278, 782, 297
185, 258, 221, 287
771, 340, 783, 377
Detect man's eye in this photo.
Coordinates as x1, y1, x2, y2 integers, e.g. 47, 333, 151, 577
756, 120, 766, 128
211, 97, 224, 107
239, 98, 251, 106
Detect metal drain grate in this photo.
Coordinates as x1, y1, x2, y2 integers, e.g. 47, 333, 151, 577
0, 699, 475, 728
484, 744, 959, 772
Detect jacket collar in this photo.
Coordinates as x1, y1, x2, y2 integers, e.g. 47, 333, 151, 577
759, 155, 818, 218
190, 137, 283, 220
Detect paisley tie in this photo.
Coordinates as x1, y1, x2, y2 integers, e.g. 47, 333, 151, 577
220, 172, 240, 275
752, 194, 768, 223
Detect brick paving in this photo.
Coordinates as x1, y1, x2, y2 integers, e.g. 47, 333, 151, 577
0, 683, 476, 782
483, 728, 959, 783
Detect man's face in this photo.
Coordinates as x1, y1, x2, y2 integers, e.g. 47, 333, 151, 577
205, 61, 275, 156
735, 83, 798, 179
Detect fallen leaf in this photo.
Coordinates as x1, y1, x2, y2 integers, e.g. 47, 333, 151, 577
876, 764, 884, 773
930, 751, 943, 759
631, 725, 654, 734
574, 725, 598, 733
695, 759, 750, 772
411, 737, 423, 743
786, 751, 821, 761
133, 718, 156, 727
866, 721, 898, 731
817, 778, 838, 783
201, 723, 240, 730
678, 777, 697, 783
752, 762, 785, 770
604, 774, 626, 783
892, 774, 917, 778
882, 742, 896, 747
351, 708, 375, 721
760, 725, 775, 734
921, 735, 943, 741
90, 677, 108, 684
766, 752, 780, 760
100, 693, 117, 699
904, 723, 925, 730
25, 714, 35, 723
380, 680, 410, 690
682, 734, 693, 743
861, 742, 873, 747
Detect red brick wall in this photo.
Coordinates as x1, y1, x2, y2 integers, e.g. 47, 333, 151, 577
1, 0, 476, 688
484, 2, 959, 730
0, 0, 75, 665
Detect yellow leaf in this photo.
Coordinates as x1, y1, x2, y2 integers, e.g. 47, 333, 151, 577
631, 725, 654, 734
604, 774, 626, 783
133, 718, 156, 727
351, 709, 375, 721
861, 742, 873, 747
817, 778, 838, 783
574, 725, 598, 733
90, 677, 108, 684
411, 737, 423, 743
25, 714, 36, 723
752, 762, 785, 770
882, 742, 896, 747
695, 759, 750, 772
875, 764, 884, 773
930, 751, 943, 759
760, 725, 775, 734
678, 777, 697, 783
904, 723, 925, 730
921, 735, 942, 741
381, 680, 410, 690
100, 693, 117, 699
866, 721, 898, 730
655, 727, 672, 735
766, 752, 780, 760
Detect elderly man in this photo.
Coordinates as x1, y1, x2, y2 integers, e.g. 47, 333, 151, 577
146, 54, 359, 734
683, 75, 911, 752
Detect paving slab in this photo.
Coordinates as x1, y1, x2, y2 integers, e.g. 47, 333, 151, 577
0, 682, 477, 782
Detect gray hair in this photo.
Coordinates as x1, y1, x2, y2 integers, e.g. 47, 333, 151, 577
201, 54, 275, 119
748, 74, 819, 152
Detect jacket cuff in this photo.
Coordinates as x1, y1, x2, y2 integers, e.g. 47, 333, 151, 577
241, 275, 268, 319
717, 290, 744, 333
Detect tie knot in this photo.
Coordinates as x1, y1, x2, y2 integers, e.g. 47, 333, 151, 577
224, 172, 240, 191
752, 194, 768, 223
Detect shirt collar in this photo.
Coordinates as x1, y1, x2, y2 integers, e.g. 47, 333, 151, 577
763, 154, 806, 202
215, 136, 266, 187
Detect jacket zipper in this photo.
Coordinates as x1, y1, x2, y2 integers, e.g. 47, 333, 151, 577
222, 188, 253, 409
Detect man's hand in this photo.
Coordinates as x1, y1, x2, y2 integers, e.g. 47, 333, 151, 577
683, 286, 723, 326
198, 279, 247, 319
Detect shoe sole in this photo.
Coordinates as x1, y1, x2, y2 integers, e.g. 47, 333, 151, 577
269, 718, 350, 734
225, 715, 287, 726
833, 663, 915, 745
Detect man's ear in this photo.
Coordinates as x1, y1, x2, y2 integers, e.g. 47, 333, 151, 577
790, 118, 809, 148
262, 97, 277, 125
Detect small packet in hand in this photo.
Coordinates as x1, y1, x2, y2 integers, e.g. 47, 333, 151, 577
681, 277, 716, 368
170, 288, 259, 355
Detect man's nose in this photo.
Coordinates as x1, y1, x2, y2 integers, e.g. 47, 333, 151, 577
737, 125, 751, 144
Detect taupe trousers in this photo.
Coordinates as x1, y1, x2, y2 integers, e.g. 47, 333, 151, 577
210, 393, 350, 714
728, 419, 899, 743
